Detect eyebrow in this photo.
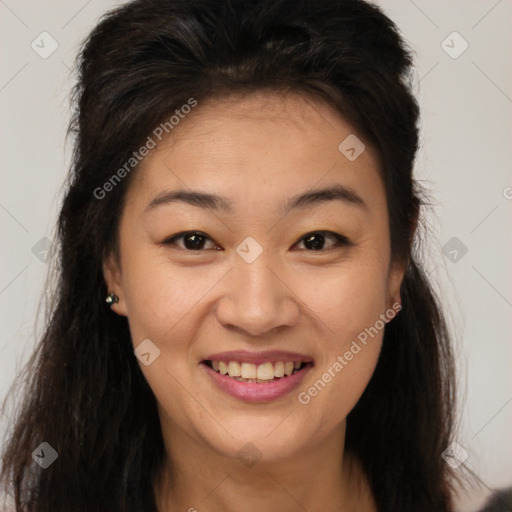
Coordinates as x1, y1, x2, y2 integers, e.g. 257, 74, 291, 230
145, 184, 368, 215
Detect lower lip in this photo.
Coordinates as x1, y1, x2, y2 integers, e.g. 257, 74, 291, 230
201, 363, 312, 403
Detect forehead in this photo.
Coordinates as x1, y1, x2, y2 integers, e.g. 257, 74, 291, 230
126, 91, 385, 216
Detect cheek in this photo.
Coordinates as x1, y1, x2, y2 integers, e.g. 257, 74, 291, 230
119, 253, 219, 429
299, 254, 389, 347
293, 254, 389, 424
121, 248, 221, 345
298, 333, 383, 441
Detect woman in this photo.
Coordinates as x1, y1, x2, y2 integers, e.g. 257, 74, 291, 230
0, 0, 458, 510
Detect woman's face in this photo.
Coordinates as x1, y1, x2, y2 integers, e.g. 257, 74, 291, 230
105, 92, 404, 464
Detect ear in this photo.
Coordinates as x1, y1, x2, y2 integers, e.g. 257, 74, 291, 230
386, 205, 418, 312
103, 251, 128, 317
385, 259, 406, 313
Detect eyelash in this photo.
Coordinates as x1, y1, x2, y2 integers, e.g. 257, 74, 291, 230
162, 230, 352, 253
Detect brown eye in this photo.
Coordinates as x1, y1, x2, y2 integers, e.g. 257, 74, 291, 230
295, 231, 351, 251
163, 231, 219, 251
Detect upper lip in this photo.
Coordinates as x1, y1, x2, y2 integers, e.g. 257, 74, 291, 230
203, 350, 313, 366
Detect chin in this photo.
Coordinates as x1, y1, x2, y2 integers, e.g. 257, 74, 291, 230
203, 416, 316, 464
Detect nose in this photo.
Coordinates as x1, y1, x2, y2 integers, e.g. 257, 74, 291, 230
214, 253, 301, 338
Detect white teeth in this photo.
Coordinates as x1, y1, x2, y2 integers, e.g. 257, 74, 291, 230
256, 362, 275, 380
210, 359, 307, 381
240, 363, 257, 379
274, 361, 285, 377
228, 361, 241, 377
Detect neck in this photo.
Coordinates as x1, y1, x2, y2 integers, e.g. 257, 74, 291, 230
154, 416, 375, 512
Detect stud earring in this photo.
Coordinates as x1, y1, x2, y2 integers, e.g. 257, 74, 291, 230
105, 292, 119, 305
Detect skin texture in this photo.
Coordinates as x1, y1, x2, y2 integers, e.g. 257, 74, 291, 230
104, 91, 405, 511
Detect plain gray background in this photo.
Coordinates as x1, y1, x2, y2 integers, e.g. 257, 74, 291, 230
1, 1, 511, 511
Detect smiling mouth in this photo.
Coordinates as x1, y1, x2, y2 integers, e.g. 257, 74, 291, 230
202, 360, 312, 383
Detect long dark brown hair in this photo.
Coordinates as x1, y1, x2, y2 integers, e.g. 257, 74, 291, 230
1, 1, 458, 510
